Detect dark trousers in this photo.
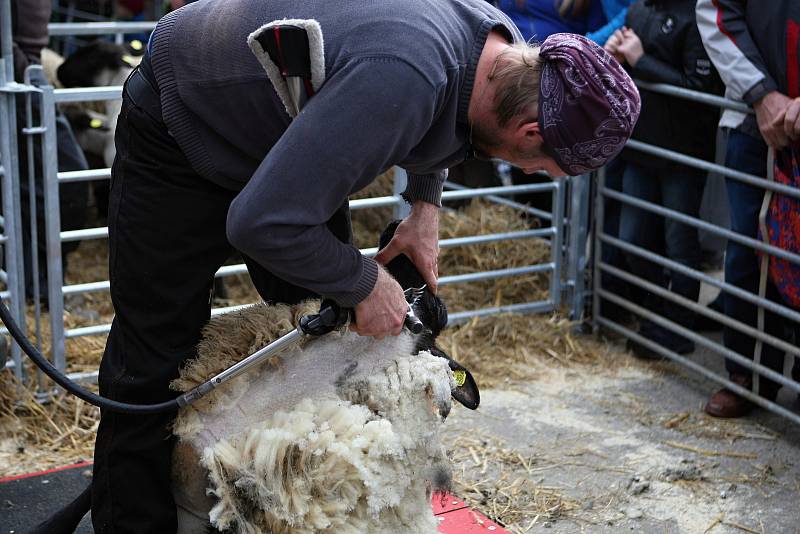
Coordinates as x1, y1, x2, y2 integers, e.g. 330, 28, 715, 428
619, 161, 705, 330
721, 129, 798, 397
91, 70, 350, 533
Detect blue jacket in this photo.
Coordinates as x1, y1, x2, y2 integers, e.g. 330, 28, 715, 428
495, 0, 605, 42
586, 0, 635, 45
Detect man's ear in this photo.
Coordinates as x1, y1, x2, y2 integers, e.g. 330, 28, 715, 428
514, 120, 543, 141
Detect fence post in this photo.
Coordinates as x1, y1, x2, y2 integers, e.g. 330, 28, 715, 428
591, 166, 606, 333
549, 176, 566, 308
40, 84, 66, 374
565, 173, 591, 321
392, 167, 410, 219
0, 58, 25, 382
0, 0, 27, 383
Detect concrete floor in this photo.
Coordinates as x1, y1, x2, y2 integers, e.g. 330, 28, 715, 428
442, 335, 800, 534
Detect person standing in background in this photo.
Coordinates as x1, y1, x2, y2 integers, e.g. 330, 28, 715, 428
697, 0, 800, 418
604, 0, 724, 359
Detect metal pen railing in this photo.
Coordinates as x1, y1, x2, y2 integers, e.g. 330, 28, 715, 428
593, 79, 800, 424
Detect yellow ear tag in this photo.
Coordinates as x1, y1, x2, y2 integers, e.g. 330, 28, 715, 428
453, 369, 466, 387
122, 55, 136, 67
89, 118, 103, 129
130, 40, 143, 51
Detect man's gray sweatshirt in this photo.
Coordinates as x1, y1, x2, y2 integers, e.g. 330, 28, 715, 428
149, 0, 520, 306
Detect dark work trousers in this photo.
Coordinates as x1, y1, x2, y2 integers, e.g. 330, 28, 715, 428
91, 68, 351, 533
619, 161, 705, 334
721, 129, 798, 398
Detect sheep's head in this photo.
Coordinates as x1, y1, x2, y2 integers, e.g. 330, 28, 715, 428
379, 220, 480, 410
57, 40, 134, 88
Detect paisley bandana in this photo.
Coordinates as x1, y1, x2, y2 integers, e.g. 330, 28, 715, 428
538, 33, 641, 175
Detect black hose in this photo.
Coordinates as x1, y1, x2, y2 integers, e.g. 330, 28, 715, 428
0, 299, 179, 414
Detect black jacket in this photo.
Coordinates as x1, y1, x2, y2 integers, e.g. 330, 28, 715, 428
622, 0, 724, 168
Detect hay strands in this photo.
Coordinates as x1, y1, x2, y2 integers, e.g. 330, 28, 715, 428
663, 440, 758, 460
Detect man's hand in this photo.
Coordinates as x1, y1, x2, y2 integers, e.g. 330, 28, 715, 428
374, 201, 440, 293
617, 28, 644, 67
781, 97, 800, 142
351, 265, 407, 340
754, 91, 793, 148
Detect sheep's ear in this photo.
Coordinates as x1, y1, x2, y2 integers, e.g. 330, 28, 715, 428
378, 220, 402, 250
428, 346, 480, 410
447, 358, 480, 410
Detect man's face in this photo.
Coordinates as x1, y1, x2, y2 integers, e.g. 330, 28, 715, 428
471, 117, 567, 177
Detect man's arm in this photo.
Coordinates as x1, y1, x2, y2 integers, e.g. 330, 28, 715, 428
696, 0, 792, 147
696, 0, 776, 104
227, 58, 440, 321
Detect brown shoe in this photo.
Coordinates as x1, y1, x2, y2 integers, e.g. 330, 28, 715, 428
704, 374, 752, 418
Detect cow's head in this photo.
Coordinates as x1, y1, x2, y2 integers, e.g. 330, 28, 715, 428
379, 221, 480, 410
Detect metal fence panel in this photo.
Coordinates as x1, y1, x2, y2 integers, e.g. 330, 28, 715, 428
592, 83, 800, 425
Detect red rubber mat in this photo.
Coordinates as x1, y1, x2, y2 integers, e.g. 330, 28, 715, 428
433, 493, 510, 533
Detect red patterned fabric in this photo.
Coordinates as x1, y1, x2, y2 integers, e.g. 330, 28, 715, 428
764, 144, 800, 309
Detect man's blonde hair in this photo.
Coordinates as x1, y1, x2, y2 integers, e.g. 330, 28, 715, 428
488, 42, 543, 128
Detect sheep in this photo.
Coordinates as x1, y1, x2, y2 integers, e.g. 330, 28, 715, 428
39, 42, 140, 223
31, 221, 479, 534
55, 40, 139, 169
170, 222, 479, 534
171, 304, 456, 534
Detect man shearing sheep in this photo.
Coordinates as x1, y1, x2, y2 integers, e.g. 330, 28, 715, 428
91, 0, 640, 531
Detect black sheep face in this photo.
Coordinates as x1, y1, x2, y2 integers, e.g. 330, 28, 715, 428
57, 41, 132, 88
379, 220, 480, 410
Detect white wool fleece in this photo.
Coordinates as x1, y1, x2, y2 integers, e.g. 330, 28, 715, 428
171, 302, 455, 534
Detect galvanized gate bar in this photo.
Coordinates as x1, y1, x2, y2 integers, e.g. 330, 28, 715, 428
47, 21, 157, 36
600, 233, 800, 325
54, 86, 122, 103
592, 76, 800, 426
626, 139, 800, 199
597, 289, 800, 394
565, 174, 591, 320
444, 180, 553, 221
634, 79, 752, 114
603, 187, 800, 265
597, 315, 800, 426
549, 177, 565, 307
599, 261, 800, 362
0, 0, 26, 381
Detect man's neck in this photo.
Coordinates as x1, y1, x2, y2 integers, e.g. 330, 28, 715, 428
467, 31, 511, 127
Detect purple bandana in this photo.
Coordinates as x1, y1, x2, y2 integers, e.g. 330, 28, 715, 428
538, 33, 641, 175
